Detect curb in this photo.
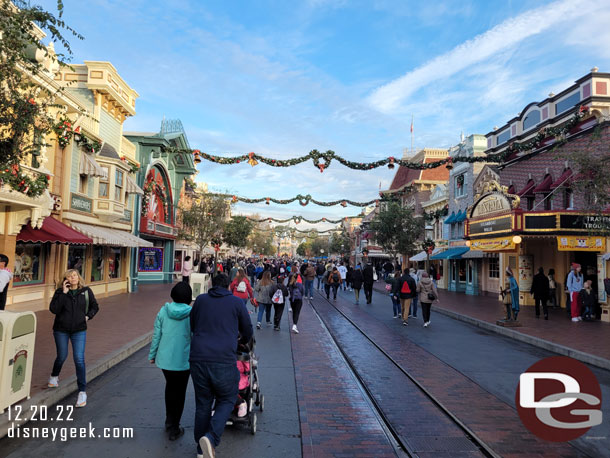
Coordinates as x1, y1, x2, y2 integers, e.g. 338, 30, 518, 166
0, 331, 153, 439
433, 306, 610, 371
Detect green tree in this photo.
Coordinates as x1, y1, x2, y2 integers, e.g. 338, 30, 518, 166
223, 216, 255, 253
297, 241, 312, 257
329, 229, 351, 256
310, 237, 329, 257
369, 202, 424, 261
0, 1, 82, 165
177, 192, 229, 256
248, 218, 275, 255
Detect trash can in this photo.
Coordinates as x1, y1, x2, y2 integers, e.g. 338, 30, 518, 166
190, 273, 211, 300
0, 311, 37, 413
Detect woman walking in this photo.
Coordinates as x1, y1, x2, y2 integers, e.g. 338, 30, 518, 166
48, 269, 99, 408
351, 264, 364, 305
328, 267, 342, 301
289, 272, 305, 334
148, 282, 193, 440
230, 268, 254, 306
181, 255, 193, 284
386, 273, 401, 318
254, 271, 274, 329
416, 272, 438, 327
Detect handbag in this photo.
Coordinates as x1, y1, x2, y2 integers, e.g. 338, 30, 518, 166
373, 272, 378, 281
427, 291, 436, 301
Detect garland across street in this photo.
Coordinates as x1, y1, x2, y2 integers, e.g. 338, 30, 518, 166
210, 192, 379, 207
246, 215, 358, 224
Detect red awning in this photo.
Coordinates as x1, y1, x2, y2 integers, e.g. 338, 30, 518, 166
517, 179, 536, 197
550, 168, 573, 189
17, 217, 93, 244
533, 174, 553, 193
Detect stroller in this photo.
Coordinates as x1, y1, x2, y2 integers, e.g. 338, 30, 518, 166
226, 337, 264, 434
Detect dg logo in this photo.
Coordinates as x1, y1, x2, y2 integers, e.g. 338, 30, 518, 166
516, 356, 603, 441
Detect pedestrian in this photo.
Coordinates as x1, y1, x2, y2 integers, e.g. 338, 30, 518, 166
229, 268, 254, 306
246, 260, 256, 286
416, 272, 439, 327
181, 255, 193, 284
397, 269, 416, 326
580, 280, 596, 321
269, 275, 289, 331
567, 263, 584, 322
315, 262, 325, 290
288, 271, 305, 333
547, 268, 558, 308
304, 262, 316, 300
0, 254, 13, 311
229, 263, 239, 282
409, 268, 419, 319
148, 282, 193, 441
48, 269, 99, 408
530, 267, 550, 319
363, 262, 375, 304
351, 264, 364, 305
337, 263, 348, 291
346, 265, 354, 292
190, 273, 253, 458
328, 267, 341, 301
386, 272, 401, 318
429, 264, 438, 287
503, 267, 519, 321
383, 260, 394, 280
254, 271, 274, 329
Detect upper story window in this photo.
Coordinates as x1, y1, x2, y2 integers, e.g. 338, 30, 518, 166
555, 92, 580, 116
115, 169, 124, 201
564, 188, 573, 209
455, 173, 466, 197
523, 110, 541, 131
99, 166, 109, 198
497, 129, 511, 145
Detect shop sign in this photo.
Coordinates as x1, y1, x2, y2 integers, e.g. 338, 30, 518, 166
560, 214, 610, 231
70, 194, 93, 214
449, 240, 469, 247
470, 237, 516, 251
138, 247, 163, 272
518, 255, 533, 291
557, 236, 606, 251
469, 215, 512, 236
471, 192, 512, 218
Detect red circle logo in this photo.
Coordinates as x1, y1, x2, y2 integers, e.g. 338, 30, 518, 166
515, 356, 602, 442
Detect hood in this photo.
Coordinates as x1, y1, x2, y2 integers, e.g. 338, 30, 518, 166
208, 286, 234, 298
164, 302, 191, 320
420, 277, 433, 287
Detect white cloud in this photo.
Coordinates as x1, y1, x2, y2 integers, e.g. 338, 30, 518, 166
367, 0, 591, 113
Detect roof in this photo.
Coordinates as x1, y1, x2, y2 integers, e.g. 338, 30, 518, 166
99, 142, 120, 159
389, 165, 421, 191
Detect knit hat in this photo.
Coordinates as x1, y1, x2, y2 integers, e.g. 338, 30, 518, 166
571, 262, 581, 269
171, 282, 192, 304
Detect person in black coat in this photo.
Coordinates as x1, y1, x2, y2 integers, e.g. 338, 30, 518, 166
362, 263, 375, 304
396, 269, 416, 325
351, 265, 364, 304
48, 269, 99, 407
530, 267, 550, 319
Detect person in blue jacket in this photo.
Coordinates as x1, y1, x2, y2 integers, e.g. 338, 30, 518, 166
149, 282, 193, 441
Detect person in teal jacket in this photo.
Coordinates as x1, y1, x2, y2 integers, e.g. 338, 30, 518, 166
149, 282, 193, 441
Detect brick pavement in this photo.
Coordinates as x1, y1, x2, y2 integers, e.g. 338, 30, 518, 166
373, 282, 610, 363
289, 299, 398, 458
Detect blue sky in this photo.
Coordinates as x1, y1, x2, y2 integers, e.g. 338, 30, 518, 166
39, 0, 610, 230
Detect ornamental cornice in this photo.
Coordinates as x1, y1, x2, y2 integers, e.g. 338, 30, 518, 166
0, 188, 53, 235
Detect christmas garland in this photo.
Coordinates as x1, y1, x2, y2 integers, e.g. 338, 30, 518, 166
423, 205, 449, 222
165, 107, 592, 172
120, 156, 140, 174
0, 162, 50, 197
141, 179, 169, 216
212, 192, 381, 207
422, 239, 436, 254
53, 116, 73, 148
75, 133, 102, 155
246, 215, 358, 224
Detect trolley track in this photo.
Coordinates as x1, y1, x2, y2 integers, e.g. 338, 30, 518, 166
309, 293, 499, 458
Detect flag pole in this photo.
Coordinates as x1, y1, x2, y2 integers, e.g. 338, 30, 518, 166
410, 114, 414, 154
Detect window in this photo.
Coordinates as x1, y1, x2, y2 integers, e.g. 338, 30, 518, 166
115, 169, 123, 202
555, 92, 580, 115
544, 195, 552, 210
108, 247, 122, 279
91, 245, 104, 282
67, 245, 86, 277
527, 197, 535, 210
455, 174, 466, 197
497, 129, 511, 145
79, 175, 88, 194
564, 188, 573, 209
99, 167, 109, 198
523, 110, 541, 131
13, 243, 44, 285
489, 257, 499, 278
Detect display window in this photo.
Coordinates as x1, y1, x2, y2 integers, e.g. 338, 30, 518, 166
109, 247, 122, 279
68, 245, 86, 277
13, 243, 45, 285
91, 245, 105, 282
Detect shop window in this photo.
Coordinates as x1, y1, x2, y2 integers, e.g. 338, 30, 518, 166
91, 245, 104, 282
79, 175, 88, 194
455, 174, 466, 197
13, 243, 44, 285
489, 257, 499, 278
174, 251, 183, 273
564, 188, 573, 209
458, 260, 467, 282
527, 197, 535, 210
115, 170, 123, 202
108, 247, 122, 279
68, 245, 86, 277
99, 166, 109, 198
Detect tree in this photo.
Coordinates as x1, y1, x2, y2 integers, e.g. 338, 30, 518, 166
248, 219, 275, 255
310, 237, 329, 257
223, 216, 255, 254
329, 229, 351, 257
177, 192, 229, 256
297, 241, 311, 257
369, 202, 424, 261
0, 1, 82, 166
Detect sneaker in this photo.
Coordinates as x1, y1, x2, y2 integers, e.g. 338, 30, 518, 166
256, 322, 261, 329
403, 321, 408, 326
408, 314, 413, 318
168, 426, 184, 441
292, 324, 299, 334
289, 308, 292, 312
310, 296, 314, 300
571, 317, 579, 322
266, 321, 272, 327
48, 376, 59, 388
274, 326, 280, 331
199, 435, 215, 458
577, 317, 583, 321
76, 391, 87, 407
423, 322, 428, 327
393, 315, 398, 319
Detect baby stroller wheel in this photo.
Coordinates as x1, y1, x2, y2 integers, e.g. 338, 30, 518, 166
250, 413, 257, 435
259, 394, 264, 412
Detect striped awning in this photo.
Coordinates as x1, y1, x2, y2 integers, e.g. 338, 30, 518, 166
71, 222, 153, 247
125, 175, 144, 195
79, 152, 107, 179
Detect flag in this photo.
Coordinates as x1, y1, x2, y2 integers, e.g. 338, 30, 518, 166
410, 115, 413, 133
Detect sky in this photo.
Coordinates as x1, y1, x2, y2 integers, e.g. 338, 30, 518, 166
38, 0, 610, 230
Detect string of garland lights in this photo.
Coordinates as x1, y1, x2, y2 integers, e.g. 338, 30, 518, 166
210, 192, 381, 207
246, 215, 358, 224
160, 106, 591, 173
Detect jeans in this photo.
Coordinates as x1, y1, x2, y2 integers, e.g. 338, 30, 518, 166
410, 295, 418, 317
257, 303, 271, 324
291, 299, 303, 325
191, 361, 240, 451
162, 369, 190, 432
421, 302, 432, 323
391, 295, 401, 317
304, 279, 314, 298
341, 279, 347, 291
52, 330, 87, 392
363, 283, 373, 303
316, 275, 324, 290
249, 275, 256, 286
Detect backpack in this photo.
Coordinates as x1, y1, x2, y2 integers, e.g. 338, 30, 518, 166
332, 272, 340, 283
400, 279, 412, 294
271, 288, 284, 304
280, 267, 285, 274
236, 280, 247, 293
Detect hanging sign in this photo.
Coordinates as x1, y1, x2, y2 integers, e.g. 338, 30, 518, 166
557, 236, 606, 251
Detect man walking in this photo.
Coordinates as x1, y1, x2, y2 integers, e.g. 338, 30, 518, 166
304, 262, 316, 300
363, 262, 375, 304
316, 262, 325, 290
337, 262, 348, 291
0, 254, 12, 311
190, 273, 253, 457
397, 269, 417, 326
530, 267, 550, 319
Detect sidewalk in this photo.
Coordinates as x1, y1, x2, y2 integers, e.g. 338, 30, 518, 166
0, 284, 170, 438
373, 281, 610, 370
